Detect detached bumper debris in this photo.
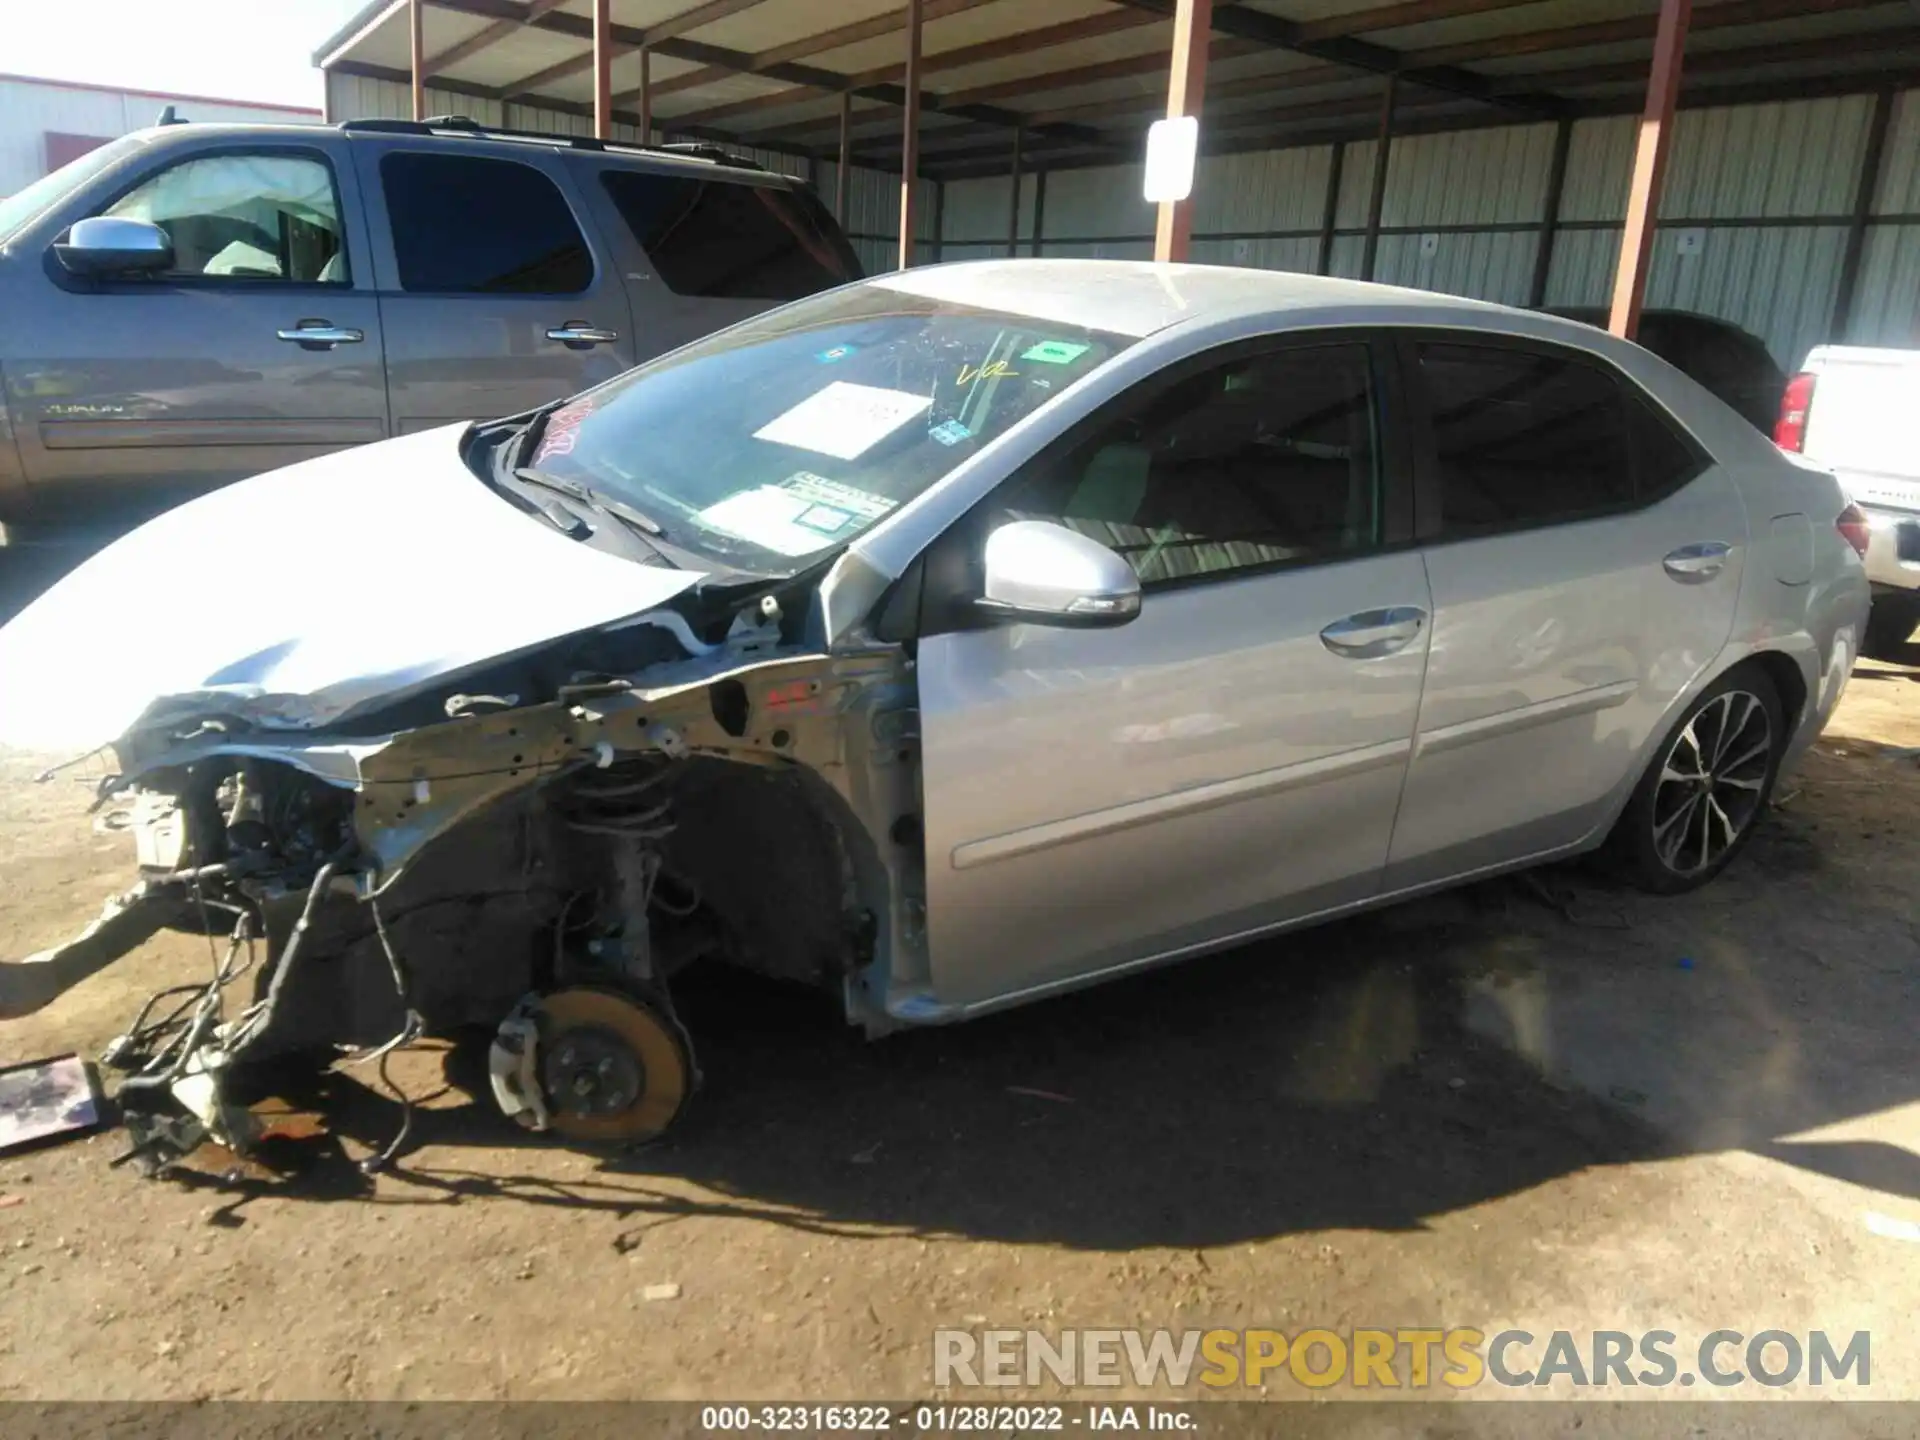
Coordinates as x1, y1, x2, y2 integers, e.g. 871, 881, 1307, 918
0, 880, 181, 1020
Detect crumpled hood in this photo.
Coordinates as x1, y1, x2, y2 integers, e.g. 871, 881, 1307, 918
0, 425, 706, 753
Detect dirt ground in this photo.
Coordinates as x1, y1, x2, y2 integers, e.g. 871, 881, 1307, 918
2, 606, 1919, 1405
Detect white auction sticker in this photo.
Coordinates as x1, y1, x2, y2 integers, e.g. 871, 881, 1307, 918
753, 381, 932, 461
697, 473, 897, 556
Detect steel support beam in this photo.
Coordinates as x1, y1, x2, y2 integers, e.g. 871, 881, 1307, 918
1154, 0, 1214, 263
1361, 74, 1398, 281
1317, 140, 1344, 275
1833, 87, 1895, 341
410, 0, 426, 119
593, 0, 613, 139
900, 0, 924, 270
836, 92, 853, 221
1008, 126, 1024, 257
1529, 116, 1573, 307
640, 44, 653, 137
1609, 0, 1691, 339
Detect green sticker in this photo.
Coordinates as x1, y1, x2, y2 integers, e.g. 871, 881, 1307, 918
1022, 340, 1093, 365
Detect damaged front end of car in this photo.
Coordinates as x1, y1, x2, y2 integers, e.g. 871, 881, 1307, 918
1, 577, 927, 1175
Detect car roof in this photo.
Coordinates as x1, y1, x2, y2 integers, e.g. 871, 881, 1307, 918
876, 258, 1599, 346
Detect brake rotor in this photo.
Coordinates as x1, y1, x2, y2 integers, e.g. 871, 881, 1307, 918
535, 987, 689, 1143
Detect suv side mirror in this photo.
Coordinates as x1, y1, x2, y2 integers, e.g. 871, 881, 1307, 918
978, 520, 1142, 628
54, 216, 173, 276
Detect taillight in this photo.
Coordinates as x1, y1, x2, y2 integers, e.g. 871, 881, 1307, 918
1775, 371, 1817, 451
1837, 503, 1871, 559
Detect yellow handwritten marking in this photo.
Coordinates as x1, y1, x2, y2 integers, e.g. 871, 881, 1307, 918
958, 360, 1019, 385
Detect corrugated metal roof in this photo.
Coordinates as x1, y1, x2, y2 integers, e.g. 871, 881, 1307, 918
312, 0, 1920, 181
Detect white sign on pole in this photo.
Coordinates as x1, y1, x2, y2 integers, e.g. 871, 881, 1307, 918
1143, 116, 1200, 204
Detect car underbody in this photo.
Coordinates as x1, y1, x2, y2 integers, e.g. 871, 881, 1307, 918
0, 580, 926, 1172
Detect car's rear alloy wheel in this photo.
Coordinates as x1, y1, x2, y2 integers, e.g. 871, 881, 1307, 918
1607, 665, 1785, 894
1650, 688, 1772, 877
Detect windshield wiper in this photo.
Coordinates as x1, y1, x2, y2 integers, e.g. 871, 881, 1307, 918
505, 396, 575, 473
512, 467, 668, 541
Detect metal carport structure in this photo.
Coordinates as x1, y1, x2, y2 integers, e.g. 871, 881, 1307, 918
314, 0, 1920, 363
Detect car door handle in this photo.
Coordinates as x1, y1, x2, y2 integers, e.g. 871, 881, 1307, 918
276, 321, 363, 350
546, 323, 619, 349
1319, 606, 1427, 659
1663, 541, 1732, 582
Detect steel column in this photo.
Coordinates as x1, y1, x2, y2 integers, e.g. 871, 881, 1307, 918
1154, 0, 1215, 262
1008, 126, 1024, 257
1360, 73, 1397, 281
639, 45, 652, 139
899, 0, 924, 269
409, 0, 426, 120
1031, 168, 1048, 256
836, 93, 853, 222
1832, 87, 1895, 342
1529, 116, 1573, 308
1608, 0, 1692, 339
1316, 140, 1344, 275
593, 0, 614, 139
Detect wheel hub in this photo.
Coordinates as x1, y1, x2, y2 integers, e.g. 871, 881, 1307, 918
530, 987, 691, 1143
541, 1025, 644, 1121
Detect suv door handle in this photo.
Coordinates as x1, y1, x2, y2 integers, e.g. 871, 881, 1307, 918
546, 323, 619, 349
1319, 606, 1427, 659
276, 321, 364, 350
1663, 541, 1731, 582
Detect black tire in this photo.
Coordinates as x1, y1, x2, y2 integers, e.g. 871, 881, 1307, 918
1862, 597, 1920, 661
1604, 664, 1785, 895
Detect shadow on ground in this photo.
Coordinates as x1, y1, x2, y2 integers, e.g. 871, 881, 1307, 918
181, 877, 1674, 1246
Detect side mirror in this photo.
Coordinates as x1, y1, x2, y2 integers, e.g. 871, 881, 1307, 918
978, 519, 1142, 628
54, 216, 173, 277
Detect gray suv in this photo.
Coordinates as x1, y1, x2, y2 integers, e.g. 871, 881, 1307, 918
0, 117, 861, 533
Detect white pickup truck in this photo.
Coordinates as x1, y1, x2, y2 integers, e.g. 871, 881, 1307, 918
1778, 345, 1920, 655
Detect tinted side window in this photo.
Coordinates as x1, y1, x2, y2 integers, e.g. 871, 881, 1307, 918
381, 152, 591, 294
599, 169, 857, 300
1417, 342, 1634, 535
1631, 395, 1707, 496
995, 343, 1379, 586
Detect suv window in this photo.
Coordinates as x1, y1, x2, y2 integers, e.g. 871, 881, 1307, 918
599, 169, 857, 300
381, 152, 591, 294
995, 343, 1379, 586
1417, 342, 1637, 535
102, 152, 346, 283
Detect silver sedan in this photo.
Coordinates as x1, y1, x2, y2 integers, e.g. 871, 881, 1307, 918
0, 261, 1871, 1152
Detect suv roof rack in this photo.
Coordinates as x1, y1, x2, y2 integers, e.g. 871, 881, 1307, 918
337, 117, 766, 172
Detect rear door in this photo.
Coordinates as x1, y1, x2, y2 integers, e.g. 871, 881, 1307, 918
1383, 332, 1746, 889
3, 132, 387, 525
351, 141, 635, 433
575, 158, 862, 364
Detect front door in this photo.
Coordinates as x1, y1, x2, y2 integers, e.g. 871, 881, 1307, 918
351, 143, 635, 433
4, 137, 386, 525
915, 336, 1432, 1010
1384, 334, 1748, 889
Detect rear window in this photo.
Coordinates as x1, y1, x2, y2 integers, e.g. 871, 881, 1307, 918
381, 151, 592, 294
599, 168, 858, 301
